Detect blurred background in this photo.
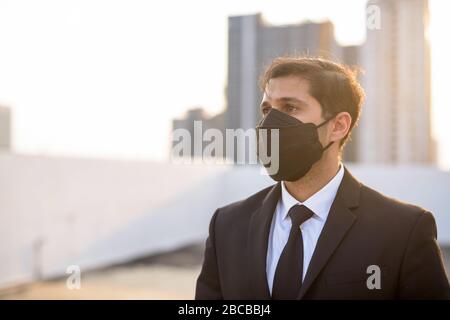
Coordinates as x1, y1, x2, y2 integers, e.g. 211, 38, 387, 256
0, 0, 449, 299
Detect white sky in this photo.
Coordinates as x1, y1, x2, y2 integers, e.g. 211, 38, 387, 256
0, 0, 449, 168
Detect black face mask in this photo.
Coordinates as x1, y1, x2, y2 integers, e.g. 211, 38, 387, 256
256, 108, 334, 182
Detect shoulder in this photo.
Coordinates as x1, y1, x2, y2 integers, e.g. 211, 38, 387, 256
358, 183, 435, 230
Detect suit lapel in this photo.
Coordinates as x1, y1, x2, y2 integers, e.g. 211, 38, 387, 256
246, 182, 281, 299
297, 167, 361, 299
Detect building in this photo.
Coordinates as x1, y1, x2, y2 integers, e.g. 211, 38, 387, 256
357, 0, 434, 164
0, 105, 11, 151
174, 2, 434, 165
338, 45, 363, 162
172, 16, 347, 163
226, 14, 341, 133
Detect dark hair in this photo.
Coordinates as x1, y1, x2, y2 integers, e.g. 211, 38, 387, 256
260, 56, 365, 146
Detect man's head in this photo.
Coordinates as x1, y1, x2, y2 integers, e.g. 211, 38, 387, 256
259, 57, 365, 153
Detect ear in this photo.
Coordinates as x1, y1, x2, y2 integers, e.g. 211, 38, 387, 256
329, 111, 352, 144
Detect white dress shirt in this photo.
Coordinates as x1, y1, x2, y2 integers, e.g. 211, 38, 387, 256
266, 164, 345, 295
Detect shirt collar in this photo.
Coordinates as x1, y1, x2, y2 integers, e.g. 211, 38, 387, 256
280, 164, 345, 222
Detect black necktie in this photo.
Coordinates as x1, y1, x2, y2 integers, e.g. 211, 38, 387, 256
272, 204, 314, 299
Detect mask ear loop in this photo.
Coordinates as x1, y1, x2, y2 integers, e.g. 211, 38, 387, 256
316, 115, 336, 151
322, 141, 334, 151
316, 115, 334, 128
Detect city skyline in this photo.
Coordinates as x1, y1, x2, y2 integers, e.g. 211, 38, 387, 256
174, 0, 435, 165
0, 0, 449, 168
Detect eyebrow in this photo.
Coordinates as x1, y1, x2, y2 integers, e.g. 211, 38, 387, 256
279, 97, 307, 104
260, 94, 308, 109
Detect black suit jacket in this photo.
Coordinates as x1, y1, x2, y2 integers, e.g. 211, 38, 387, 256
195, 167, 450, 299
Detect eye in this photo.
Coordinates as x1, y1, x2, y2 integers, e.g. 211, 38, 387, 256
286, 105, 298, 113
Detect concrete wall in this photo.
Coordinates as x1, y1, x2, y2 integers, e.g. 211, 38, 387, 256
1, 153, 449, 288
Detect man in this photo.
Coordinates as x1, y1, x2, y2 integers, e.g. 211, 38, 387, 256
195, 57, 449, 299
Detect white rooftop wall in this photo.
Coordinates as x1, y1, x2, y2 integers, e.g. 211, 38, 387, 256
0, 154, 449, 288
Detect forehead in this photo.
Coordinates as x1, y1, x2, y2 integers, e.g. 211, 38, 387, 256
263, 76, 311, 100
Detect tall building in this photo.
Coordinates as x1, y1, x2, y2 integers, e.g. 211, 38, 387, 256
357, 0, 434, 163
227, 14, 341, 132
0, 106, 11, 151
340, 45, 363, 163
174, 4, 433, 165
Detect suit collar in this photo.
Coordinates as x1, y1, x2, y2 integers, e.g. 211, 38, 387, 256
337, 166, 361, 209
297, 166, 361, 299
246, 181, 281, 299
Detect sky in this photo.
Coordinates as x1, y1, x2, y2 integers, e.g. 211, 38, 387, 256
0, 0, 449, 168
